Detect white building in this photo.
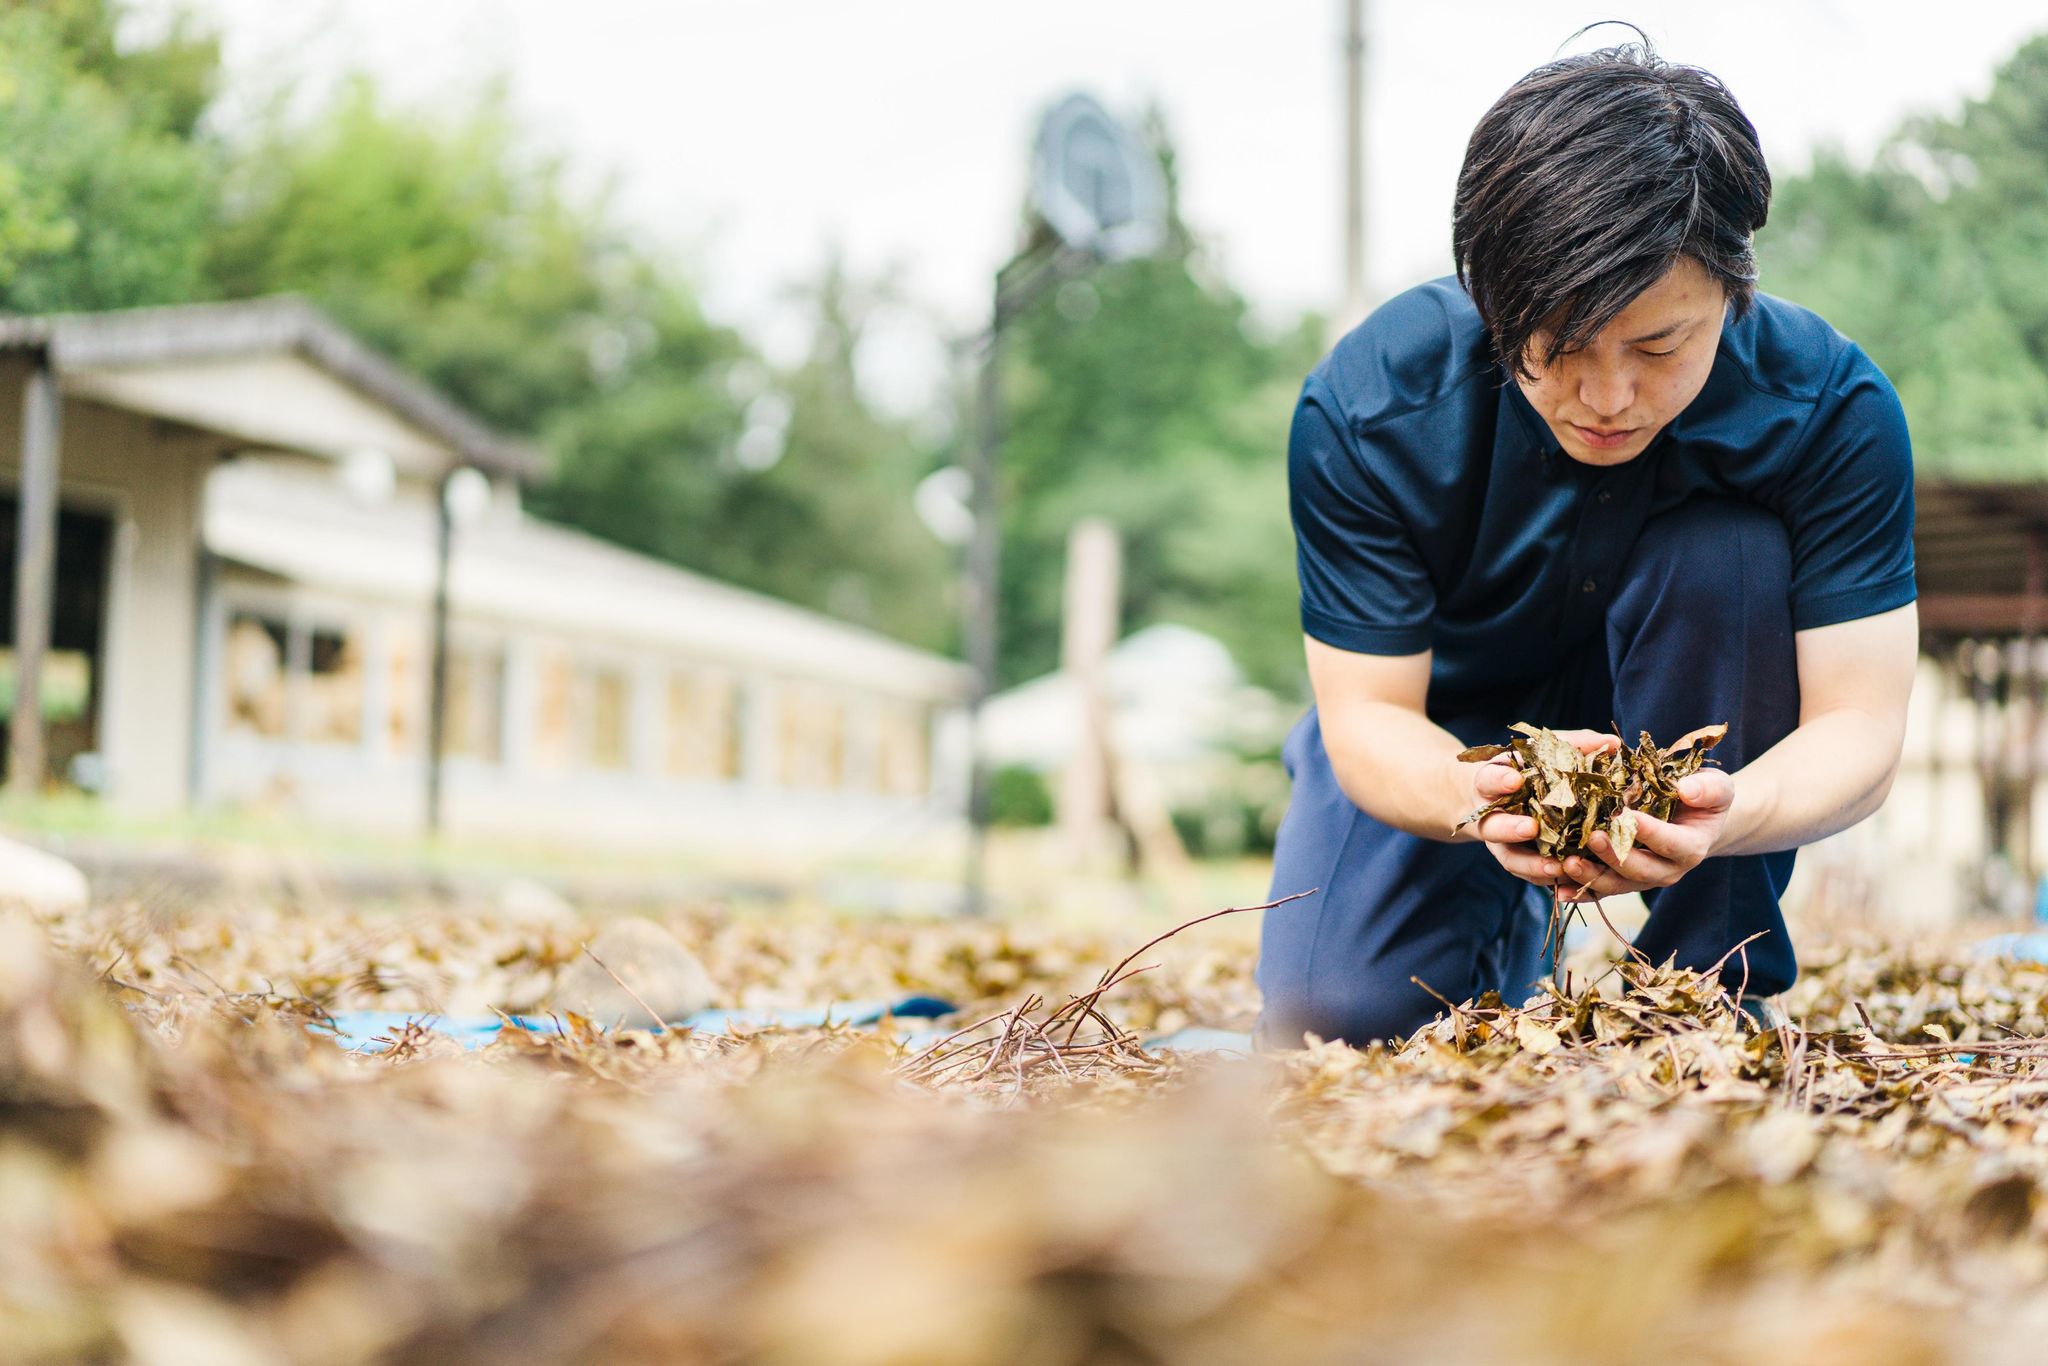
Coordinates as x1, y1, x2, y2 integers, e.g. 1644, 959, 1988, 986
0, 297, 967, 858
982, 622, 1288, 804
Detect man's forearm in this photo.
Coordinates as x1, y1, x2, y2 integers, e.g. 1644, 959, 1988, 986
1715, 706, 1902, 858
1319, 701, 1478, 842
1325, 701, 1903, 860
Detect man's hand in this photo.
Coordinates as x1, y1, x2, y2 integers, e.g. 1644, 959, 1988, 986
1468, 730, 1625, 889
1557, 768, 1734, 902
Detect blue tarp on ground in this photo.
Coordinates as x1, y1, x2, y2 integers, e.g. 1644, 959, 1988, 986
1976, 933, 2048, 964
1143, 1026, 1256, 1054
317, 997, 1257, 1056
318, 994, 960, 1054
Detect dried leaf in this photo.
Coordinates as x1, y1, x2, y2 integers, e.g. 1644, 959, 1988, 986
1514, 1016, 1561, 1054
1509, 722, 1583, 774
1669, 723, 1729, 756
1611, 808, 1638, 865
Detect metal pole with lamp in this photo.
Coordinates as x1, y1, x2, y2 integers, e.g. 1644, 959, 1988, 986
959, 92, 1166, 916
426, 465, 493, 836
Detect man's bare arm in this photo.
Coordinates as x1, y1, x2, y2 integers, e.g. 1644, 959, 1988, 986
1305, 637, 1612, 875
1317, 605, 1919, 902
1562, 603, 1919, 893
1304, 637, 1475, 840
1713, 602, 1918, 857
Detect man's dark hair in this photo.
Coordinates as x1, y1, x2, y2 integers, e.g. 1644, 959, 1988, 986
1452, 34, 1771, 378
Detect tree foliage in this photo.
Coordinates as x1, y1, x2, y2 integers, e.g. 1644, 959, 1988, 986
8, 0, 220, 136
0, 3, 1309, 675
991, 110, 1321, 691
206, 79, 950, 646
0, 3, 217, 311
537, 255, 951, 647
1759, 33, 2048, 478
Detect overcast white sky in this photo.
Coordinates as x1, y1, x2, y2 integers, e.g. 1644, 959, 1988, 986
185, 1, 2048, 409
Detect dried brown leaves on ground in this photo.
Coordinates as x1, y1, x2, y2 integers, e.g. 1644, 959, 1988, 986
8, 894, 2048, 1364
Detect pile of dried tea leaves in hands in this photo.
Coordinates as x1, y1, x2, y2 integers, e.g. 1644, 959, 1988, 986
1454, 720, 1728, 866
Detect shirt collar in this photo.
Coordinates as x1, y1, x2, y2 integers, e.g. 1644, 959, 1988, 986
1498, 365, 1567, 477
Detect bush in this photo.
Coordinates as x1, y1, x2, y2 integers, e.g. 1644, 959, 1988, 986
989, 764, 1054, 828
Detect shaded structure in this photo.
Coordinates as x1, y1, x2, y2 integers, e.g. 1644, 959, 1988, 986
0, 297, 967, 860
0, 296, 533, 810
1912, 480, 2048, 901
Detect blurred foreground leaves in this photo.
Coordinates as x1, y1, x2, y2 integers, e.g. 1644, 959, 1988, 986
9, 896, 2048, 1362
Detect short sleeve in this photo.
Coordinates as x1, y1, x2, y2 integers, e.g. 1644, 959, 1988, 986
1289, 373, 1436, 654
1780, 351, 1917, 632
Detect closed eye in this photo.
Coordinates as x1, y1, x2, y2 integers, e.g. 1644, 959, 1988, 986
1639, 347, 1678, 358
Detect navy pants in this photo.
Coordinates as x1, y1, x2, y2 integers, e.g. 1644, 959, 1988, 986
1256, 498, 1802, 1048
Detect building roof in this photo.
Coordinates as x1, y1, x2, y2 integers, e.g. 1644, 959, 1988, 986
0, 296, 541, 480
1916, 480, 2048, 637
207, 460, 969, 700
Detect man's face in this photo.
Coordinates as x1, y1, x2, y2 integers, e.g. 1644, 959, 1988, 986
1513, 256, 1727, 468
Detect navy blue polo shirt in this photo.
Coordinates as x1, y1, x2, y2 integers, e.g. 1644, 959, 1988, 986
1291, 277, 1916, 708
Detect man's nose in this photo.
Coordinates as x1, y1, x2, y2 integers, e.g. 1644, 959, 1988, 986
1578, 363, 1633, 419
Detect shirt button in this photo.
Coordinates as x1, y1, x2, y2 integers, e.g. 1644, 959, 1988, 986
1596, 489, 1614, 505
1580, 576, 1600, 594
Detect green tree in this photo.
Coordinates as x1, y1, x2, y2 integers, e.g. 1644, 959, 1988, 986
1759, 33, 2048, 477
207, 79, 622, 434
5, 0, 220, 137
0, 4, 218, 311
541, 254, 952, 649
991, 110, 1321, 692
746, 257, 952, 645
214, 80, 951, 647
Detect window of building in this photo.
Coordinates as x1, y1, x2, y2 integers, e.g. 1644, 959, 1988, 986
876, 701, 931, 797
446, 645, 505, 763
587, 666, 631, 772
386, 628, 423, 756
777, 682, 844, 790
224, 612, 289, 738
665, 669, 740, 782
304, 626, 364, 745
530, 649, 632, 774
530, 647, 575, 773
224, 612, 369, 745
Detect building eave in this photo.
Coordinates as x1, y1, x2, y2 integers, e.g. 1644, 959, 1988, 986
0, 296, 544, 481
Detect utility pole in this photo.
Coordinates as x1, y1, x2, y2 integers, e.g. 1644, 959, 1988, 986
961, 284, 1005, 917
961, 247, 1082, 916
1339, 0, 1371, 339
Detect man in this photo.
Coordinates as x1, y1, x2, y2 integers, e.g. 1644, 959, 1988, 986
1255, 40, 1918, 1048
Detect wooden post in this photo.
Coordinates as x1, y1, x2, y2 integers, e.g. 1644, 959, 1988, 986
1059, 518, 1121, 864
9, 360, 60, 796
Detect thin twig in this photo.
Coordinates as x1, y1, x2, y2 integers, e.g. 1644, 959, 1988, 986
579, 945, 673, 1032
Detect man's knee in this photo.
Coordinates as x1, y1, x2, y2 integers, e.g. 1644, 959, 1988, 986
1613, 496, 1792, 634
